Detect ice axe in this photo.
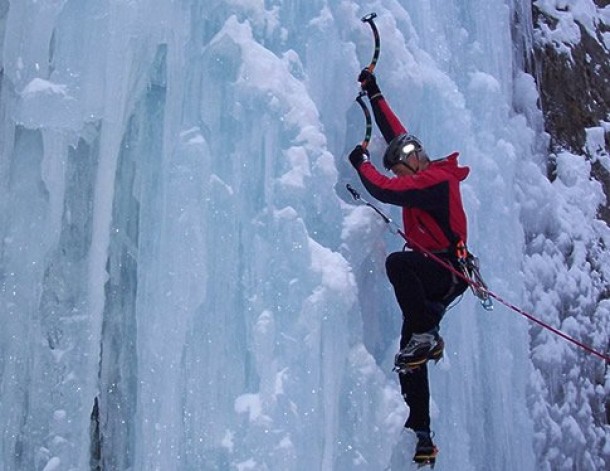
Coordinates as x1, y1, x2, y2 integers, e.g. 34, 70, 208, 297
356, 12, 379, 150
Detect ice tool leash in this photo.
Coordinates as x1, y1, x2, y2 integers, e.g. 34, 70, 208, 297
346, 184, 610, 364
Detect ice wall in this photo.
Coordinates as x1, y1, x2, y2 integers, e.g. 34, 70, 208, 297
0, 1, 542, 470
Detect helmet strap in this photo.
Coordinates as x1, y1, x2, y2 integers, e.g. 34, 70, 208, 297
398, 160, 418, 174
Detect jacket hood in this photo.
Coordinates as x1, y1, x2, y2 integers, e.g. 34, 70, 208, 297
431, 152, 470, 181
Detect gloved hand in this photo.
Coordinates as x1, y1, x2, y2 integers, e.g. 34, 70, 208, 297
358, 68, 381, 97
348, 145, 370, 169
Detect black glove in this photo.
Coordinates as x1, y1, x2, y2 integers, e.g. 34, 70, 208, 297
358, 68, 381, 97
348, 145, 370, 169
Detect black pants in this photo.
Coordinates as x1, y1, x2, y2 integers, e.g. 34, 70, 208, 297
385, 250, 467, 432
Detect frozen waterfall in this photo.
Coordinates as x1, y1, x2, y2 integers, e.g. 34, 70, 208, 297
3, 0, 603, 470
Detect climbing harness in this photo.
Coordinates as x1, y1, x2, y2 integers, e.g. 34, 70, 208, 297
455, 240, 493, 310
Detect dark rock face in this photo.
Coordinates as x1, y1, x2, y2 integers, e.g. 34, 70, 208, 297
532, 1, 610, 223
532, 0, 610, 155
530, 0, 610, 227
534, 27, 609, 153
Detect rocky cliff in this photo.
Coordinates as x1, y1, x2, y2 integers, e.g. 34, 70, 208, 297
524, 1, 610, 468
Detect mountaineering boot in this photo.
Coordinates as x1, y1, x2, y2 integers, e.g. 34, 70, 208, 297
413, 431, 438, 467
394, 329, 444, 372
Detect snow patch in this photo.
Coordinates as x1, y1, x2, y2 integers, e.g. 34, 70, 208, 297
21, 78, 69, 97
42, 457, 61, 471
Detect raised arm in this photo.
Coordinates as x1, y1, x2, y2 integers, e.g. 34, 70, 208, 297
359, 69, 407, 143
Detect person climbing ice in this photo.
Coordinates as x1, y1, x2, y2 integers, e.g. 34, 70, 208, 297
347, 68, 470, 465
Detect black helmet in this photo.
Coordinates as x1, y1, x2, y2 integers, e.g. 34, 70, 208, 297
382, 134, 429, 170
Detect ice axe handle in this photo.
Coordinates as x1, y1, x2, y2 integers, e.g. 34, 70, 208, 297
355, 91, 372, 150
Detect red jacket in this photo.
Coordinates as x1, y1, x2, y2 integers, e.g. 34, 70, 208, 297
356, 92, 470, 252
356, 154, 469, 252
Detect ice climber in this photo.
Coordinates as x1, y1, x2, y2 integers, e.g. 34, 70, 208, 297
347, 69, 470, 464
